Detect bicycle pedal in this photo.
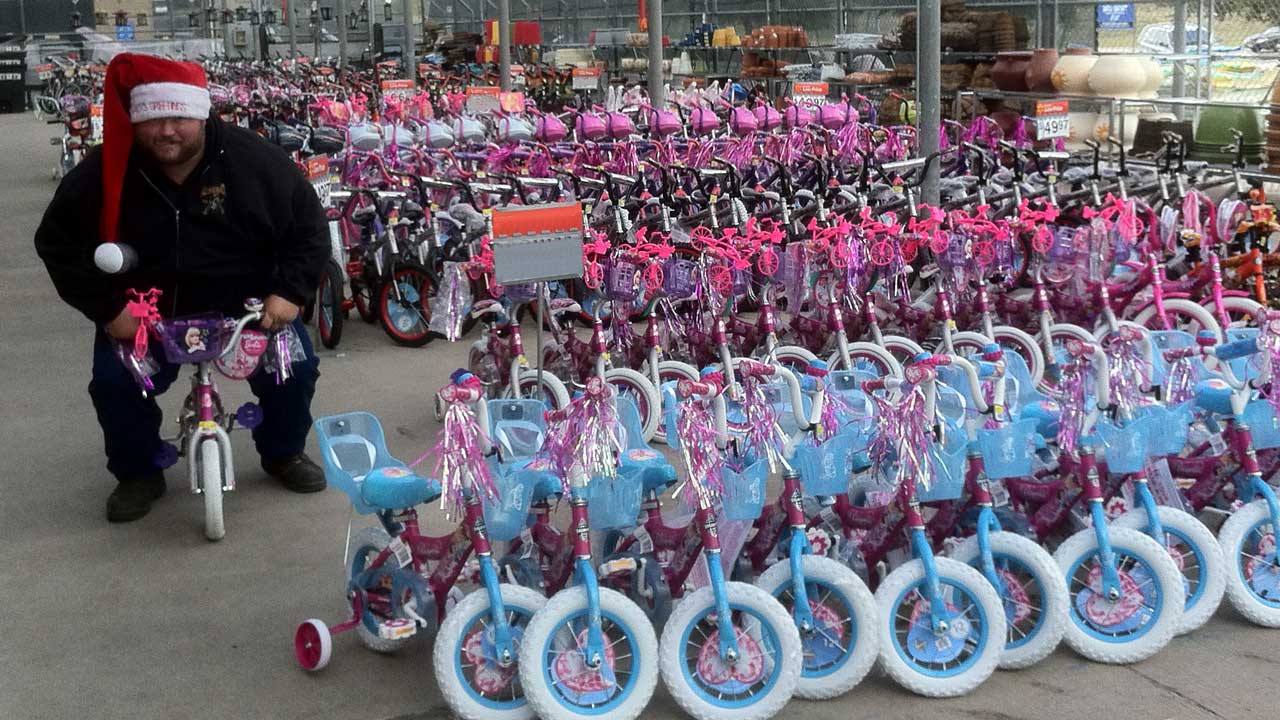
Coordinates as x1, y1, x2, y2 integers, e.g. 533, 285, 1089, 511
378, 618, 417, 640
598, 557, 638, 578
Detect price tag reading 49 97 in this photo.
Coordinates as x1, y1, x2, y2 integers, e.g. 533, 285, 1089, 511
1034, 99, 1070, 140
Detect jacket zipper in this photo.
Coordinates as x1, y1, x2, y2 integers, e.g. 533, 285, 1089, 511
138, 147, 220, 316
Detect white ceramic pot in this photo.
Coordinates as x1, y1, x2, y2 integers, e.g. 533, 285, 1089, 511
1138, 56, 1164, 99
1066, 111, 1098, 150
1051, 50, 1097, 95
1093, 111, 1141, 148
1088, 54, 1146, 98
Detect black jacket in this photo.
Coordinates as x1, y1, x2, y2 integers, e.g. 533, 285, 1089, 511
35, 117, 329, 323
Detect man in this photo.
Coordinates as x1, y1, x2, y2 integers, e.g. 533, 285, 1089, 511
35, 53, 329, 523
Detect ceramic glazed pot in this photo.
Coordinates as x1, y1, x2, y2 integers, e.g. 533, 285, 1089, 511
1089, 54, 1146, 98
1065, 111, 1098, 150
1025, 48, 1060, 93
1093, 110, 1141, 148
1051, 48, 1096, 95
1138, 56, 1164, 98
991, 51, 1033, 92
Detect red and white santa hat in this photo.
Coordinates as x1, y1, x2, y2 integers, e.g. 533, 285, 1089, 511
99, 53, 210, 246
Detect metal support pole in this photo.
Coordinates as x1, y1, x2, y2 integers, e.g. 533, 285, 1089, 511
917, 0, 940, 204
313, 2, 322, 58
221, 0, 231, 56
647, 0, 663, 107
403, 0, 416, 79
17, 0, 25, 35
288, 0, 299, 56
1204, 0, 1214, 102
498, 0, 511, 91
337, 0, 349, 67
1172, 0, 1187, 102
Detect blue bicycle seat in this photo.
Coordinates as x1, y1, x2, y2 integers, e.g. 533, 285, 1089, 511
1194, 377, 1234, 415
615, 396, 677, 493
361, 466, 442, 510
314, 412, 443, 514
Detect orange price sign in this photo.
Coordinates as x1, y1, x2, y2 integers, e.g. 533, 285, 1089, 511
793, 81, 829, 107
1033, 100, 1070, 139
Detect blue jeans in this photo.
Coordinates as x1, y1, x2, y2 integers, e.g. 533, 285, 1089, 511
89, 318, 320, 482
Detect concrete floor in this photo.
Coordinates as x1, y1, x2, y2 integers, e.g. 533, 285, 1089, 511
1, 113, 1275, 720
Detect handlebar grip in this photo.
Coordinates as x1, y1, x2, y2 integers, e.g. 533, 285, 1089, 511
1162, 348, 1197, 362
439, 383, 482, 404
974, 360, 998, 379
736, 359, 776, 379
1214, 337, 1260, 361
862, 379, 887, 392
677, 378, 719, 400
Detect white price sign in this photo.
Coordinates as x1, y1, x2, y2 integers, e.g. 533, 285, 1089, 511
465, 86, 502, 114
793, 82, 829, 108
1034, 99, 1070, 140
572, 68, 602, 91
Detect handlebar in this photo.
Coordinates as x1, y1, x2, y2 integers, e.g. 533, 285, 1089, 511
1214, 337, 1260, 361
678, 377, 722, 400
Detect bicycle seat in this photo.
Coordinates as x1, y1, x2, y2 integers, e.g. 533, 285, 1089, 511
614, 396, 677, 493
470, 299, 507, 320
547, 298, 582, 317
400, 200, 426, 222
487, 399, 563, 503
351, 204, 379, 227
314, 412, 443, 514
361, 466, 442, 510
310, 126, 346, 154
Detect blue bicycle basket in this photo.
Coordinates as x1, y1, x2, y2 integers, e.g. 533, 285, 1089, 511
794, 432, 859, 496
721, 457, 769, 521
1135, 400, 1194, 457
1095, 416, 1153, 474
976, 417, 1038, 480
586, 474, 644, 530
483, 473, 537, 542
916, 436, 968, 502
1243, 399, 1280, 450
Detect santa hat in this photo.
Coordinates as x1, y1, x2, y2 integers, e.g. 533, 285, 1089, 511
98, 53, 210, 249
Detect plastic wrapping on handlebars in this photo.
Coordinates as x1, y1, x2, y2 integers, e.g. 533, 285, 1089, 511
1214, 337, 1260, 361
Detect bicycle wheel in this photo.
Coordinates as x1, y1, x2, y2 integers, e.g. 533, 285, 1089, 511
1217, 499, 1280, 627
316, 260, 344, 349
1113, 506, 1226, 635
949, 531, 1068, 669
992, 326, 1046, 388
1129, 299, 1222, 340
828, 342, 903, 378
660, 582, 801, 720
509, 369, 570, 411
378, 265, 435, 347
518, 586, 658, 720
198, 439, 225, 541
352, 279, 377, 323
755, 555, 878, 699
773, 345, 817, 375
433, 584, 546, 720
875, 557, 1005, 697
348, 527, 421, 653
1054, 526, 1183, 663
605, 368, 660, 442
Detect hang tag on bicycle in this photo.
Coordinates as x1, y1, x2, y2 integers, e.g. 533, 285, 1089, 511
1146, 459, 1190, 512
306, 156, 331, 206
1208, 431, 1228, 456
90, 104, 104, 143
1033, 100, 1069, 140
388, 536, 413, 568
988, 478, 1010, 508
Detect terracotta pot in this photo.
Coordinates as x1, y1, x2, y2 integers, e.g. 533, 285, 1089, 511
1025, 48, 1060, 93
991, 51, 1033, 92
1088, 54, 1146, 98
1137, 56, 1164, 99
1051, 48, 1096, 95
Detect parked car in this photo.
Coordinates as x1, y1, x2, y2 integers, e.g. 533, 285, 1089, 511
1137, 23, 1235, 54
1242, 26, 1280, 54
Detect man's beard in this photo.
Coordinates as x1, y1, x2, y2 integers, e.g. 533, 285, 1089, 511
145, 136, 203, 166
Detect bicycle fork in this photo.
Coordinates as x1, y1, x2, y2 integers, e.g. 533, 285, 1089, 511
781, 473, 818, 634
1232, 423, 1280, 572
568, 492, 613, 678
1079, 450, 1125, 600
189, 363, 234, 494
906, 500, 954, 635
467, 495, 518, 666
697, 504, 744, 663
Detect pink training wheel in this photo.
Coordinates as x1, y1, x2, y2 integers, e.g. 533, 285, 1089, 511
757, 248, 780, 276
1031, 226, 1054, 253
295, 619, 332, 671
642, 263, 664, 292
868, 240, 896, 266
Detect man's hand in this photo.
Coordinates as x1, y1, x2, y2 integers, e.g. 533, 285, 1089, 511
104, 306, 140, 341
260, 294, 301, 332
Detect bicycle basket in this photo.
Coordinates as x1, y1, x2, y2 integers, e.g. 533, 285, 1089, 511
662, 258, 699, 299
154, 315, 233, 364
794, 432, 858, 496
916, 438, 967, 502
1243, 400, 1280, 450
1096, 416, 1152, 474
586, 474, 643, 530
1136, 401, 1194, 457
661, 381, 683, 450
720, 457, 769, 521
500, 283, 538, 302
1146, 330, 1199, 387
976, 417, 1038, 480
1224, 328, 1263, 385
605, 259, 639, 302
483, 470, 536, 542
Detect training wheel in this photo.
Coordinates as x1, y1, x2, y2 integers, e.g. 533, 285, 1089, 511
295, 619, 332, 671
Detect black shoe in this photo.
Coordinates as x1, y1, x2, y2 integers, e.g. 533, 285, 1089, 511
262, 453, 327, 493
107, 474, 166, 523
